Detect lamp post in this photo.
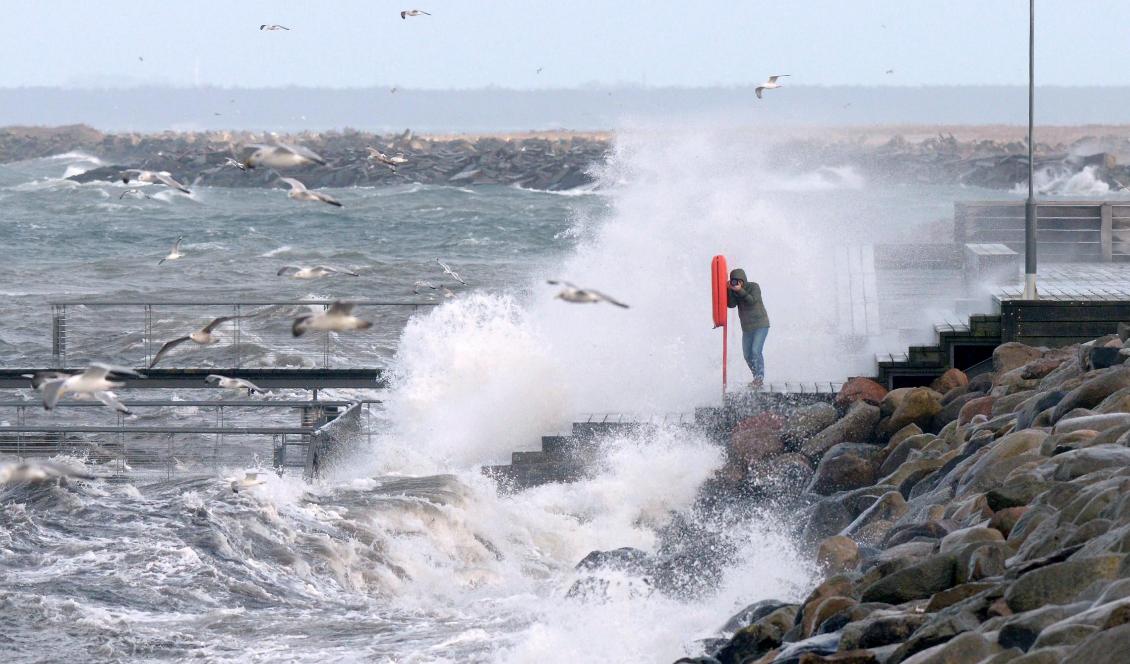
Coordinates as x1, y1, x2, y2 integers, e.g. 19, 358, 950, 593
1023, 0, 1038, 300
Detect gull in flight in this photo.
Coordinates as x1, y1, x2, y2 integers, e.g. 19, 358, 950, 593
547, 280, 629, 308
413, 281, 455, 298
292, 301, 372, 337
367, 147, 408, 170
119, 188, 152, 200
39, 364, 145, 413
205, 374, 266, 395
401, 9, 431, 19
158, 236, 185, 265
149, 314, 253, 368
754, 75, 789, 99
277, 265, 359, 279
260, 24, 289, 31
25, 371, 134, 414
279, 177, 343, 207
0, 460, 95, 485
120, 169, 191, 194
436, 258, 467, 285
885, 69, 895, 75
243, 143, 327, 169
228, 471, 266, 493
223, 157, 248, 172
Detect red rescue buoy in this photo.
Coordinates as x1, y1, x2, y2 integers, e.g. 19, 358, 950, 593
711, 255, 728, 328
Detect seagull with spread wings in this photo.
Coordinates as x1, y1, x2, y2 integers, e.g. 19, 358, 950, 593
755, 74, 789, 99
260, 24, 290, 31
400, 9, 431, 19
243, 143, 327, 169
38, 364, 145, 413
435, 258, 467, 285
158, 236, 185, 265
278, 177, 342, 207
120, 169, 191, 194
547, 280, 629, 308
205, 374, 266, 395
292, 301, 372, 337
149, 314, 254, 368
276, 265, 359, 279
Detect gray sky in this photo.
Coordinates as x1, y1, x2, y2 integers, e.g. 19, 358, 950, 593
2, 1, 1129, 89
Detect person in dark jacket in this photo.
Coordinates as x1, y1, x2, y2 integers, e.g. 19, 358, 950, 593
727, 268, 770, 386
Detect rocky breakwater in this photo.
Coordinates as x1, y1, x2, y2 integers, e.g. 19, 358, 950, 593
673, 330, 1130, 664
0, 125, 610, 191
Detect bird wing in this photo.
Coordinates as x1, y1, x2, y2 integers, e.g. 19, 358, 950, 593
155, 172, 191, 194
327, 301, 355, 315
755, 87, 765, 99
279, 142, 327, 166
92, 363, 145, 379
547, 279, 579, 289
149, 336, 191, 368
41, 379, 69, 410
590, 290, 630, 308
172, 236, 183, 252
203, 315, 244, 332
316, 265, 358, 276
237, 379, 265, 393
93, 391, 131, 414
205, 374, 223, 385
769, 75, 789, 82
400, 11, 408, 18
277, 266, 300, 276
313, 191, 343, 207
292, 314, 313, 337
279, 177, 306, 192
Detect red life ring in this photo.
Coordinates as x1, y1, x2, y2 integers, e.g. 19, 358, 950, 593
711, 255, 728, 328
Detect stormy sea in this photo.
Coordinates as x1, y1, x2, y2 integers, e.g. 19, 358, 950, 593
0, 127, 1091, 662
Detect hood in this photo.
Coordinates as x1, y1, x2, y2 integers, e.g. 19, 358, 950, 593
729, 268, 748, 282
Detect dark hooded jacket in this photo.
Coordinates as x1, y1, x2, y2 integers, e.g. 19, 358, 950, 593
726, 268, 770, 331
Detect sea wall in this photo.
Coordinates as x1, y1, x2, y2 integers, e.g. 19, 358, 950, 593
674, 329, 1130, 663
4, 125, 1130, 192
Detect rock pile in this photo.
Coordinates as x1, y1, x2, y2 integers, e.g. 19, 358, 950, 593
673, 330, 1130, 663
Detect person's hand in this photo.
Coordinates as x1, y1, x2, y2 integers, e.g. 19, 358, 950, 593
729, 282, 743, 291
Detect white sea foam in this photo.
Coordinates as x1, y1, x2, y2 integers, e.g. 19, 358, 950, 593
1015, 164, 1112, 196
260, 245, 294, 258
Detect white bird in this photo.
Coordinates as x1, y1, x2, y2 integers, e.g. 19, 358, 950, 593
292, 301, 372, 337
205, 374, 266, 395
754, 74, 789, 99
75, 390, 133, 414
436, 258, 467, 285
24, 371, 73, 390
0, 460, 95, 484
260, 24, 289, 31
228, 471, 266, 493
367, 147, 408, 170
158, 236, 185, 265
243, 143, 326, 169
278, 177, 342, 207
413, 280, 439, 294
400, 9, 431, 19
149, 315, 252, 368
120, 169, 191, 194
223, 157, 248, 172
39, 364, 145, 412
547, 280, 629, 308
119, 188, 152, 200
277, 265, 359, 279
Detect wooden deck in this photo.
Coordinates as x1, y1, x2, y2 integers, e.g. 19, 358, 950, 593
993, 264, 1130, 303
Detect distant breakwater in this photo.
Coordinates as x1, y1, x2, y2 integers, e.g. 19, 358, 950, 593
3, 124, 1130, 192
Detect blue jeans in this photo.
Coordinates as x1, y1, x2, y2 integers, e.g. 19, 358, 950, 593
742, 327, 769, 380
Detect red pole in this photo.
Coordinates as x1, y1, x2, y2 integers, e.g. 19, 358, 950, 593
722, 319, 728, 400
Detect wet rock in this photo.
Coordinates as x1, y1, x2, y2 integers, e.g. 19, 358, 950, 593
1088, 346, 1124, 371
898, 631, 1002, 664
1050, 445, 1130, 481
1015, 391, 1066, 430
720, 599, 792, 633
1095, 387, 1130, 414
878, 433, 936, 478
1004, 555, 1124, 613
714, 604, 799, 664
576, 547, 652, 574
749, 453, 814, 496
803, 499, 855, 544
931, 369, 969, 395
817, 536, 861, 575
731, 426, 785, 466
881, 389, 944, 438
939, 526, 1004, 555
855, 612, 930, 649
925, 582, 999, 612
995, 343, 1046, 374
1051, 367, 1130, 422
808, 444, 885, 495
1061, 622, 1130, 663
836, 378, 889, 409
842, 491, 909, 547
861, 553, 959, 605
802, 402, 881, 460
1053, 413, 1130, 435
988, 506, 1029, 538
803, 595, 859, 637
998, 602, 1088, 651
782, 403, 840, 447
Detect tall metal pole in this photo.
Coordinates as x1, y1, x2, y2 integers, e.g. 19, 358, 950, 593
1023, 0, 1038, 299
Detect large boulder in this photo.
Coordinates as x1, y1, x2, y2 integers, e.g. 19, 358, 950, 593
881, 388, 943, 437
836, 377, 889, 409
995, 342, 1046, 374
1049, 445, 1130, 481
730, 426, 784, 467
802, 402, 881, 460
900, 631, 1002, 664
1060, 622, 1130, 663
781, 403, 839, 447
861, 553, 959, 604
714, 604, 799, 664
932, 368, 970, 395
1053, 413, 1130, 435
1004, 555, 1124, 613
1051, 367, 1130, 422
808, 443, 885, 495
958, 395, 996, 425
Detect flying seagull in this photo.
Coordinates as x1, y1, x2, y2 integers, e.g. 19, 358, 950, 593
413, 280, 439, 294
39, 364, 145, 413
435, 258, 467, 285
205, 374, 266, 395
119, 188, 152, 200
366, 148, 408, 170
547, 280, 629, 308
228, 471, 266, 493
243, 143, 326, 169
292, 301, 372, 337
158, 236, 185, 265
401, 9, 431, 19
149, 315, 252, 368
754, 75, 789, 99
260, 24, 289, 31
885, 69, 895, 75
24, 371, 131, 413
223, 157, 248, 172
120, 169, 191, 194
279, 177, 342, 207
276, 265, 359, 279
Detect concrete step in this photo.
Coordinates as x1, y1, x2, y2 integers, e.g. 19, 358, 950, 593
482, 461, 584, 492
511, 450, 548, 465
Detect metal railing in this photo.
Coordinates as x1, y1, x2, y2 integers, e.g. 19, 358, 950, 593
48, 300, 437, 369
0, 399, 382, 479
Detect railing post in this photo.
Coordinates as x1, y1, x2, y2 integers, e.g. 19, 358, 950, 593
1101, 202, 1114, 262
323, 304, 331, 369
51, 304, 66, 367
234, 305, 242, 368
144, 304, 153, 368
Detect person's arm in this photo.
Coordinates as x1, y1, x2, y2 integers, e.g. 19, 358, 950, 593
745, 282, 762, 304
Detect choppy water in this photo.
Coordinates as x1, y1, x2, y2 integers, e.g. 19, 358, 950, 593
0, 129, 1038, 662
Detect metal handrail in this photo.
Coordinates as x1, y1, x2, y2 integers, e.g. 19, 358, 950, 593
49, 300, 439, 306
0, 425, 311, 434
0, 399, 380, 408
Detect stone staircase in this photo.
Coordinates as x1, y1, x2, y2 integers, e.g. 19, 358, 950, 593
876, 313, 1002, 388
